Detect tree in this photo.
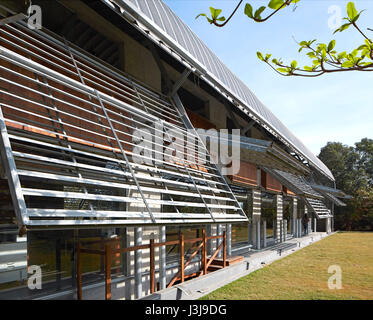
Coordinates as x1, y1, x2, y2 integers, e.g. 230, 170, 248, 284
318, 139, 373, 231
197, 1, 373, 77
318, 142, 365, 194
355, 138, 373, 185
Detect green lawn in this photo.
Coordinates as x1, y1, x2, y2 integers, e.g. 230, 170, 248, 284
201, 232, 373, 300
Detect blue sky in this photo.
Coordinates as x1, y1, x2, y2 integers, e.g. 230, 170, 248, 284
163, 0, 373, 156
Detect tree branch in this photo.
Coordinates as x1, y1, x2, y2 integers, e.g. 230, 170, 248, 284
212, 0, 243, 27
253, 0, 292, 23
352, 22, 371, 42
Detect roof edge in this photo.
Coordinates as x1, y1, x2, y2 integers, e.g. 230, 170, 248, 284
102, 0, 335, 181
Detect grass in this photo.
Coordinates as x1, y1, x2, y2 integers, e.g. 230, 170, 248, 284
201, 232, 373, 300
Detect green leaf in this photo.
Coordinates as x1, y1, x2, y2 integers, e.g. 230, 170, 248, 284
334, 23, 351, 34
196, 13, 213, 23
291, 60, 298, 69
347, 2, 358, 21
341, 61, 355, 68
268, 0, 285, 10
265, 53, 272, 61
209, 7, 217, 19
351, 12, 362, 23
276, 67, 288, 73
313, 60, 321, 66
304, 66, 313, 71
337, 52, 347, 60
254, 6, 266, 19
357, 44, 368, 51
244, 3, 254, 18
257, 52, 264, 61
196, 13, 207, 19
350, 49, 358, 58
307, 52, 316, 59
321, 49, 327, 60
327, 40, 336, 52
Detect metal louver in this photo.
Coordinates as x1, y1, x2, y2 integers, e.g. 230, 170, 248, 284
321, 192, 347, 207
0, 22, 247, 228
305, 198, 332, 219
263, 169, 323, 199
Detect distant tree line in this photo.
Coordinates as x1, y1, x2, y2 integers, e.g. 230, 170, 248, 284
319, 138, 373, 231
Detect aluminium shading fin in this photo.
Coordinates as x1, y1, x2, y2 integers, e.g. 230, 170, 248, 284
0, 22, 247, 228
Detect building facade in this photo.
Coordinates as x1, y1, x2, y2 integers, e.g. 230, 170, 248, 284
0, 0, 348, 300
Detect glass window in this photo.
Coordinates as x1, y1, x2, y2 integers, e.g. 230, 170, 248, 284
261, 192, 276, 238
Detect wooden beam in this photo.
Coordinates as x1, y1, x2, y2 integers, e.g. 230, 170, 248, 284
205, 240, 224, 271
105, 244, 111, 300
179, 233, 184, 283
166, 240, 203, 288
77, 242, 82, 300
202, 229, 207, 275
150, 238, 155, 294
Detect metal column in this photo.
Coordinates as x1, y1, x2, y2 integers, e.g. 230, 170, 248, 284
134, 227, 143, 299
256, 220, 261, 250
217, 224, 222, 258
159, 226, 166, 290
227, 224, 232, 256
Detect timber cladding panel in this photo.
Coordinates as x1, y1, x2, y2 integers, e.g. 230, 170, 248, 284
230, 161, 257, 187
283, 185, 296, 196
186, 109, 216, 130
262, 171, 282, 193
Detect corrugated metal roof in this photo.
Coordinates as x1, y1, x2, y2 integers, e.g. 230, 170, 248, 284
107, 0, 334, 181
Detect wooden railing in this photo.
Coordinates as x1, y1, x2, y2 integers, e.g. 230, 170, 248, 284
76, 230, 226, 300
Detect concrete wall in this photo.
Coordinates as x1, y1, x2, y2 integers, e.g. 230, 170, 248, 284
60, 0, 161, 91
